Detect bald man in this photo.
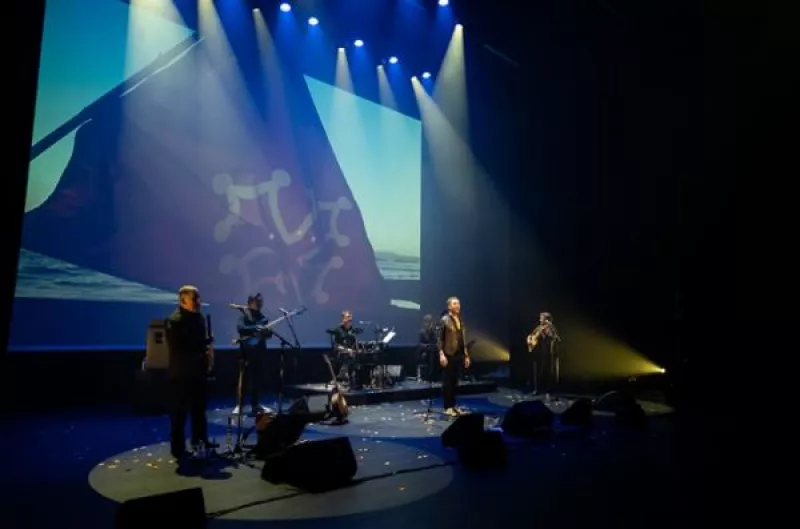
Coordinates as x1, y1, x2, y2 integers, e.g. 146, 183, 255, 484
165, 285, 215, 459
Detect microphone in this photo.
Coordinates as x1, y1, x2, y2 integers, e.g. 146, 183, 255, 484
278, 308, 290, 315
228, 303, 247, 310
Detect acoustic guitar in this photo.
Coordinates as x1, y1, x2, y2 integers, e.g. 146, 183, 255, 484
322, 354, 349, 420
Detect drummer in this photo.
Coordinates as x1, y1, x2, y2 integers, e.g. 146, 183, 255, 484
326, 311, 362, 386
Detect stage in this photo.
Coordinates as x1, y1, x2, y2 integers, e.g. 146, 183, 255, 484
0, 387, 680, 528
285, 378, 498, 406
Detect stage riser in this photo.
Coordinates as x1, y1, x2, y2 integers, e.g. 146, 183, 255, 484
0, 348, 506, 413
285, 381, 497, 407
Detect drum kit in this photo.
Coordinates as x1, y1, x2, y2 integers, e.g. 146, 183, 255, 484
341, 324, 397, 390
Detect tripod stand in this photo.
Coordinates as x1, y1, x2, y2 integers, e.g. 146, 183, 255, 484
415, 345, 444, 422
271, 330, 295, 414
225, 330, 296, 459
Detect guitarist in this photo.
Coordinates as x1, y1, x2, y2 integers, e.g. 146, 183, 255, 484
438, 297, 471, 417
525, 312, 561, 397
235, 293, 274, 414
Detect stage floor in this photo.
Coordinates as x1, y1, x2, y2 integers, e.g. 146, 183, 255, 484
0, 388, 682, 529
286, 378, 498, 406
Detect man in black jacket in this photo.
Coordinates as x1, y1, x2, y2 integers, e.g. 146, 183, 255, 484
327, 310, 359, 385
165, 285, 214, 459
438, 297, 471, 417
235, 293, 274, 414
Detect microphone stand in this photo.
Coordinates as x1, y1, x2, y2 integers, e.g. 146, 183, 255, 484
271, 330, 294, 415
421, 344, 439, 422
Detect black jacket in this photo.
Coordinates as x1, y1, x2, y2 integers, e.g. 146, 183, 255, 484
165, 308, 210, 379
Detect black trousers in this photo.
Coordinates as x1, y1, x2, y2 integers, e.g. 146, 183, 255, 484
333, 353, 355, 382
169, 375, 208, 453
442, 353, 464, 410
534, 354, 559, 394
241, 345, 274, 408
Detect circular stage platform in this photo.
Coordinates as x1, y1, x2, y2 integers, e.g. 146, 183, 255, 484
89, 436, 453, 521
89, 389, 674, 521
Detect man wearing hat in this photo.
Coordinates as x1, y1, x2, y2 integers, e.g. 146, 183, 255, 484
235, 293, 274, 414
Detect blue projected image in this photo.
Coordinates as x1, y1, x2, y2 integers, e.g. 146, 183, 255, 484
11, 0, 423, 350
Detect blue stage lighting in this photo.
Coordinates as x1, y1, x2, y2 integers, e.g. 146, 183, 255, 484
439, 0, 450, 6
422, 71, 431, 79
354, 39, 364, 47
308, 16, 319, 26
388, 56, 398, 64
279, 2, 291, 12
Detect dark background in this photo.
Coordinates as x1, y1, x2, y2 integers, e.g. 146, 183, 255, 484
1, 0, 746, 416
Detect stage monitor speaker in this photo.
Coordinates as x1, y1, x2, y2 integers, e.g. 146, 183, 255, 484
145, 319, 170, 369
254, 413, 309, 459
116, 487, 205, 529
561, 398, 593, 428
502, 400, 554, 437
457, 430, 507, 468
441, 413, 485, 448
261, 436, 357, 492
594, 391, 646, 429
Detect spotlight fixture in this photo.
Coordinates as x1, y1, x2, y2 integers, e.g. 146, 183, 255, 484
438, 0, 450, 6
388, 56, 398, 64
421, 71, 431, 79
279, 2, 291, 12
338, 47, 345, 52
411, 75, 418, 81
455, 23, 463, 30
308, 16, 319, 26
354, 39, 364, 47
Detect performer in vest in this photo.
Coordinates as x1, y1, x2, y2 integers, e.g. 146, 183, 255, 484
437, 297, 471, 417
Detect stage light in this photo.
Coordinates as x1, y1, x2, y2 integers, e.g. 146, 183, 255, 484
338, 47, 345, 52
658, 367, 666, 374
279, 2, 291, 12
411, 75, 418, 81
354, 39, 364, 47
421, 71, 431, 79
439, 0, 450, 6
388, 56, 398, 64
455, 23, 463, 30
308, 16, 319, 26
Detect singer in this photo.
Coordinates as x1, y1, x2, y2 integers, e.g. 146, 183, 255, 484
525, 312, 561, 397
438, 297, 471, 417
234, 293, 275, 414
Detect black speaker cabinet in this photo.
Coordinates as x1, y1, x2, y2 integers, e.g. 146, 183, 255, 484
457, 430, 507, 468
254, 413, 309, 459
116, 487, 205, 529
594, 391, 647, 428
561, 398, 593, 428
502, 400, 554, 437
261, 436, 357, 492
441, 413, 485, 448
